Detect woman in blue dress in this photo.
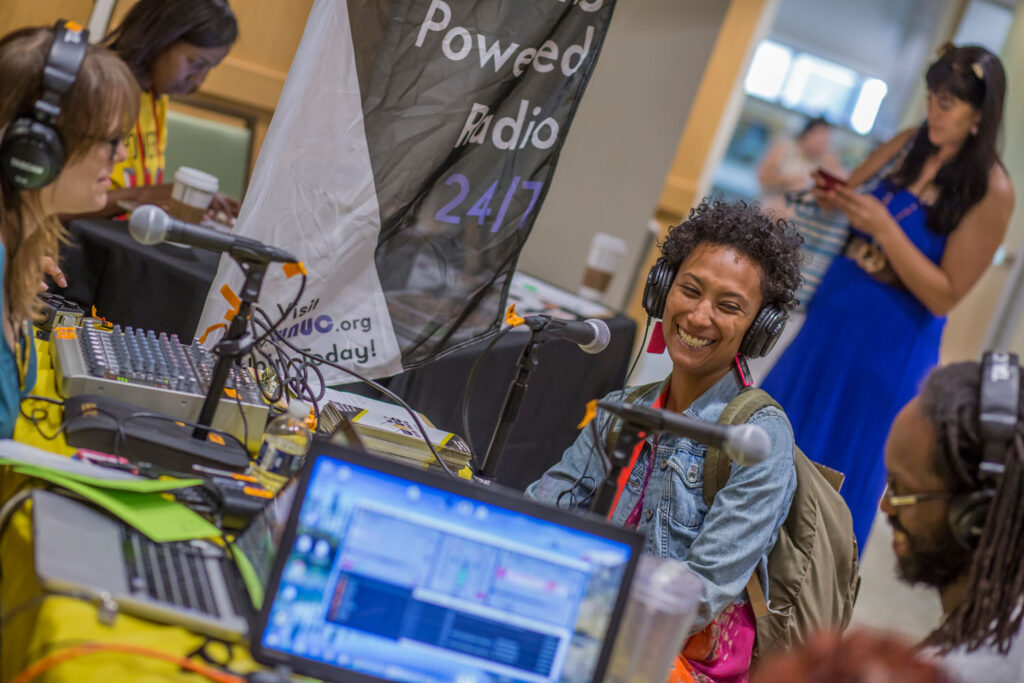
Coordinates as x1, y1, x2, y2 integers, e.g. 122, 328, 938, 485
762, 44, 1015, 550
0, 25, 140, 436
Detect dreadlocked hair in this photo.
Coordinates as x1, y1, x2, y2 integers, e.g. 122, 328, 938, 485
919, 361, 1024, 654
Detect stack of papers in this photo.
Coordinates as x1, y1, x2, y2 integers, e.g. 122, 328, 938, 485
0, 440, 219, 542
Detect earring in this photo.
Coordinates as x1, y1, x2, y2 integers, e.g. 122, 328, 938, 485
971, 124, 979, 136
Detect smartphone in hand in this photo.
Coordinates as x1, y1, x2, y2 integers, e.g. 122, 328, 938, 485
816, 167, 848, 190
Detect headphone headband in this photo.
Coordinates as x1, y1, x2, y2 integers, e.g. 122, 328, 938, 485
948, 351, 1020, 549
35, 21, 89, 124
978, 351, 1020, 478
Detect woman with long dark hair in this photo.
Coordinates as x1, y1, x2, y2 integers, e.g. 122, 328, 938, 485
762, 44, 1015, 550
98, 0, 239, 218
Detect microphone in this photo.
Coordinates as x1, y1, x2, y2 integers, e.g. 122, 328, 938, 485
529, 316, 610, 354
596, 400, 771, 466
129, 204, 297, 264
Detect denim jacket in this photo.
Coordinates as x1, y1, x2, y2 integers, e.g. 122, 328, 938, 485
525, 370, 797, 633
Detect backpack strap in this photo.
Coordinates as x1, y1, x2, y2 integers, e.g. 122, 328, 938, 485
603, 378, 669, 456
702, 387, 779, 507
746, 573, 770, 620
702, 388, 781, 621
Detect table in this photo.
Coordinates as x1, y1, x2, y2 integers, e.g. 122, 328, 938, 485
57, 220, 638, 490
0, 345, 260, 682
3, 293, 636, 678
364, 316, 637, 491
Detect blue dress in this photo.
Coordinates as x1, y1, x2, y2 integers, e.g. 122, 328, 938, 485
762, 180, 947, 550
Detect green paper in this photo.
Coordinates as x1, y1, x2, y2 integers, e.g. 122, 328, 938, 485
14, 467, 220, 542
233, 547, 264, 609
0, 454, 201, 491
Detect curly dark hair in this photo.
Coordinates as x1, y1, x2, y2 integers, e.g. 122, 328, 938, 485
661, 198, 803, 312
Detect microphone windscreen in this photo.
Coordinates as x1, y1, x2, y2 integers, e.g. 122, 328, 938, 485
580, 318, 611, 354
129, 204, 170, 245
724, 423, 771, 466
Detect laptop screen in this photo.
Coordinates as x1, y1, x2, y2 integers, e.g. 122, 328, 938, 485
254, 452, 639, 682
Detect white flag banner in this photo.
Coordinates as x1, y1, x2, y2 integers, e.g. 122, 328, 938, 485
197, 0, 617, 383
196, 0, 403, 380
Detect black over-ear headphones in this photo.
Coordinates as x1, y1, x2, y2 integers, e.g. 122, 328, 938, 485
641, 257, 788, 359
0, 20, 89, 190
948, 351, 1020, 549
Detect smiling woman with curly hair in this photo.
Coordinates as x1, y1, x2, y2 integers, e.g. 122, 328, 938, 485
527, 197, 804, 680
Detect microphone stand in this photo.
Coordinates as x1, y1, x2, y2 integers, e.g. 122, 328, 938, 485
475, 316, 554, 484
192, 251, 270, 442
591, 420, 646, 517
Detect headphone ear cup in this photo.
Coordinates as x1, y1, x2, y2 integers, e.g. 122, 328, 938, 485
642, 258, 675, 319
0, 118, 64, 190
740, 305, 788, 358
948, 489, 994, 550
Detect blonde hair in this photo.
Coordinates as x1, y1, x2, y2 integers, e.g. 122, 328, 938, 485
0, 27, 139, 324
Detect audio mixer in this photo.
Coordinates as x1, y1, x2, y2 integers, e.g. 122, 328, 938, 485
51, 321, 267, 450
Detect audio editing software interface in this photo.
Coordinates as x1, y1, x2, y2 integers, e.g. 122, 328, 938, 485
260, 457, 633, 682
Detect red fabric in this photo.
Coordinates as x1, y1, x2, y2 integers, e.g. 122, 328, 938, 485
648, 321, 667, 354
606, 386, 669, 520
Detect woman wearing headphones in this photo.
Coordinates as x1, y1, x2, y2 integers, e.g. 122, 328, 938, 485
97, 0, 240, 220
0, 24, 139, 437
527, 199, 804, 680
762, 44, 1015, 552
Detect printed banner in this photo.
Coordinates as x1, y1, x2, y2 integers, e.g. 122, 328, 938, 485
197, 0, 617, 381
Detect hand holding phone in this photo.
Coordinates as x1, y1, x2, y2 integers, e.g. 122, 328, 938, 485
816, 167, 848, 190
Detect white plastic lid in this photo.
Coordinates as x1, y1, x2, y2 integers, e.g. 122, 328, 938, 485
173, 166, 219, 193
591, 232, 627, 254
286, 401, 308, 420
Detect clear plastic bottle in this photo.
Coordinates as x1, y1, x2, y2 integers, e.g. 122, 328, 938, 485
259, 401, 312, 475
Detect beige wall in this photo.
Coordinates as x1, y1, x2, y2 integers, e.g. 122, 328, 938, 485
0, 2, 94, 34
516, 0, 732, 312
941, 1, 1024, 361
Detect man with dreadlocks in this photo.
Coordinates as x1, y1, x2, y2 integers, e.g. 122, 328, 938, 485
880, 355, 1024, 681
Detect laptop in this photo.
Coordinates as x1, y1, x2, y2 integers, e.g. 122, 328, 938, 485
32, 477, 297, 641
250, 445, 644, 683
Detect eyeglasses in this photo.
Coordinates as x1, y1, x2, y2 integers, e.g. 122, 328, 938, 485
96, 135, 123, 162
883, 482, 954, 508
73, 133, 123, 161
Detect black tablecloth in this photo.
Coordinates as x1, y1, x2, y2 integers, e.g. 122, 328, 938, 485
57, 218, 637, 490
378, 318, 636, 490
59, 219, 222, 340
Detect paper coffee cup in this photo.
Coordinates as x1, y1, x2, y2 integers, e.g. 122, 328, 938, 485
168, 166, 218, 224
579, 232, 627, 302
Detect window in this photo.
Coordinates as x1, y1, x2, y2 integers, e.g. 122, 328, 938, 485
743, 40, 889, 135
744, 41, 793, 100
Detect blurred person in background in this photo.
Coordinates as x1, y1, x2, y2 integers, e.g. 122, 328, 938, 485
98, 0, 240, 220
758, 116, 843, 219
748, 117, 844, 381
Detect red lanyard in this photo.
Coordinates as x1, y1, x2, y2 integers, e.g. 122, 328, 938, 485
606, 387, 669, 520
